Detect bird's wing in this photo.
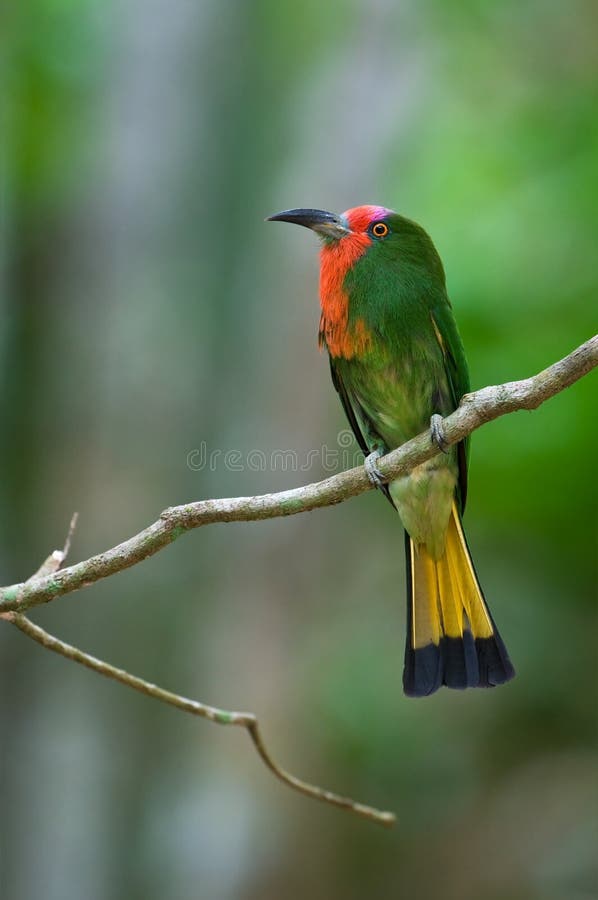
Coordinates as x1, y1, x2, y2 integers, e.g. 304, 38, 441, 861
430, 301, 470, 513
329, 358, 370, 455
329, 357, 395, 507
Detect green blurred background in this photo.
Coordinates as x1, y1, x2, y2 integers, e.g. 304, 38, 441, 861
1, 1, 597, 898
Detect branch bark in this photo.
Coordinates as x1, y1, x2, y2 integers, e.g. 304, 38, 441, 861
1, 336, 595, 617
1, 335, 596, 828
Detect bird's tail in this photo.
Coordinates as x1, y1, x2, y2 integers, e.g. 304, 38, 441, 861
403, 503, 515, 697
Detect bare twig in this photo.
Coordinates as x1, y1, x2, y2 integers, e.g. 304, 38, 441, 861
28, 512, 79, 580
7, 614, 395, 827
0, 336, 595, 617
61, 511, 79, 561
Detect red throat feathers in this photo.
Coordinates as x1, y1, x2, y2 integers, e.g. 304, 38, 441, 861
318, 206, 387, 359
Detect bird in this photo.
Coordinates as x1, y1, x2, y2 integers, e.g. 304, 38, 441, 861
267, 205, 515, 697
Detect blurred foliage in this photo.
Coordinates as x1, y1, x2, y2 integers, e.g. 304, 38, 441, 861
1, 1, 597, 899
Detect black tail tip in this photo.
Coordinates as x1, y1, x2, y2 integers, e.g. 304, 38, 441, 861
403, 633, 515, 698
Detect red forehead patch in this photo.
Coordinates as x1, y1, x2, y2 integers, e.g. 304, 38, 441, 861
343, 205, 390, 233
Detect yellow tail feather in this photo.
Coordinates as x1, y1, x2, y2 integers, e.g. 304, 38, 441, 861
403, 503, 514, 696
410, 503, 492, 649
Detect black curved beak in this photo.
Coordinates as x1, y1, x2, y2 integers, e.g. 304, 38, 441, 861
266, 208, 348, 240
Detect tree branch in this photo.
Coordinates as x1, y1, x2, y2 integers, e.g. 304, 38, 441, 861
3, 516, 396, 827
1, 336, 596, 828
7, 613, 395, 827
1, 336, 595, 617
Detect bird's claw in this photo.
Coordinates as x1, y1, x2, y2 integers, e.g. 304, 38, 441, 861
430, 414, 449, 454
364, 449, 385, 487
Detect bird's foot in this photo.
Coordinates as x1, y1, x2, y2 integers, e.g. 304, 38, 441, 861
430, 414, 449, 454
364, 449, 385, 488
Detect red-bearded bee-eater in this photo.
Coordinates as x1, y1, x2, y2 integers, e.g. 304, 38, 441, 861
267, 205, 515, 697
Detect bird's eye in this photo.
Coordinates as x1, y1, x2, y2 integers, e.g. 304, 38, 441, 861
371, 222, 389, 238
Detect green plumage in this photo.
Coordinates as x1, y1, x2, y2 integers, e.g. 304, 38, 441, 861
331, 214, 469, 558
